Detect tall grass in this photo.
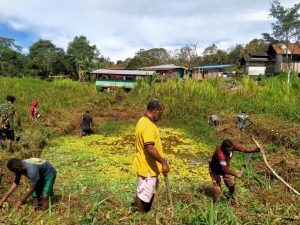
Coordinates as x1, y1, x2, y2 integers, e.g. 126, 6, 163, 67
125, 73, 300, 141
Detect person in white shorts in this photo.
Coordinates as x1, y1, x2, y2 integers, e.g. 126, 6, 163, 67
132, 98, 170, 213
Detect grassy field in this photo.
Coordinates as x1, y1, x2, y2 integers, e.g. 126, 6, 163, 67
0, 75, 299, 224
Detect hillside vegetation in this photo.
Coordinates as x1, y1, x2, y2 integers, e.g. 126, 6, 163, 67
0, 75, 299, 224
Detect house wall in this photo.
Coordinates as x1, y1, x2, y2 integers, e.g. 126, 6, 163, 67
192, 68, 230, 80
191, 68, 204, 80
292, 63, 300, 72
244, 62, 270, 75
246, 66, 266, 75
275, 55, 283, 73
156, 70, 180, 80
280, 62, 300, 72
265, 63, 275, 75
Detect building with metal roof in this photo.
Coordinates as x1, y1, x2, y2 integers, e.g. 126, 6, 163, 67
191, 64, 234, 80
90, 69, 155, 91
267, 43, 300, 73
141, 64, 187, 80
241, 52, 274, 76
91, 69, 155, 76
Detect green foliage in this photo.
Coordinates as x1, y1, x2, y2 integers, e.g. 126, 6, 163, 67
27, 39, 70, 78
130, 74, 300, 121
97, 120, 134, 135
127, 48, 170, 69
266, 0, 300, 43
200, 44, 229, 65
0, 77, 105, 124
67, 35, 103, 80
241, 38, 269, 58
227, 44, 244, 65
0, 37, 25, 77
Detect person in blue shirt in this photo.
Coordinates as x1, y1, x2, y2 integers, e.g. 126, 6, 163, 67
0, 158, 57, 210
80, 110, 94, 137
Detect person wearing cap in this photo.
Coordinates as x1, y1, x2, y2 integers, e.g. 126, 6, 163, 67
209, 139, 260, 205
236, 111, 253, 132
132, 98, 170, 213
0, 158, 57, 210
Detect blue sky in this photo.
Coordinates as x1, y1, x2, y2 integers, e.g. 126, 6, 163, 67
0, 0, 299, 61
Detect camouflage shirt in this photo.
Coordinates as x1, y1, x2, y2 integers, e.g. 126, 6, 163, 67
0, 102, 16, 130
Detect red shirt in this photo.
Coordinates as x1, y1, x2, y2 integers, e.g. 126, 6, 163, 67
29, 100, 38, 117
209, 143, 246, 175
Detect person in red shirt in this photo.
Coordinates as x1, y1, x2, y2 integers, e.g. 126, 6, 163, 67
209, 139, 260, 205
29, 100, 41, 119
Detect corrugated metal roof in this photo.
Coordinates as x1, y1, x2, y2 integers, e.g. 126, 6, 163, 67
249, 52, 268, 57
90, 69, 155, 76
142, 64, 187, 71
242, 53, 271, 62
192, 64, 233, 69
271, 43, 300, 55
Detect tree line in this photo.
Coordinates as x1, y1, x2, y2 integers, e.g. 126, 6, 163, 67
0, 35, 268, 80
0, 36, 113, 80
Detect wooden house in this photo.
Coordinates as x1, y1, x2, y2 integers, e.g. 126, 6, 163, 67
267, 43, 300, 73
241, 52, 274, 76
142, 64, 187, 81
191, 64, 234, 80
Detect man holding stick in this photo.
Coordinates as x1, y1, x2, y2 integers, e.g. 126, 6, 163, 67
132, 98, 170, 213
209, 139, 260, 205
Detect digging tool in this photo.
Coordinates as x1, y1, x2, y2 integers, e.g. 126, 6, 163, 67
164, 174, 174, 217
251, 136, 300, 196
240, 153, 252, 176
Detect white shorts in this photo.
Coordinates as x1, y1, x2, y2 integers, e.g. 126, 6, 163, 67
137, 173, 159, 203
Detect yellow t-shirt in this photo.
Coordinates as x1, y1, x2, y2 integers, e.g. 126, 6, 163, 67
132, 116, 164, 177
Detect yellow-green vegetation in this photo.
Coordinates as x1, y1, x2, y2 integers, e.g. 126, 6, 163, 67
0, 76, 299, 224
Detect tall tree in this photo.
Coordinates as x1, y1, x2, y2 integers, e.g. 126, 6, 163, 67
263, 0, 300, 83
203, 44, 218, 56
67, 36, 100, 81
201, 44, 229, 65
27, 40, 68, 78
0, 37, 25, 76
227, 44, 244, 65
243, 39, 268, 55
127, 48, 170, 69
0, 37, 22, 51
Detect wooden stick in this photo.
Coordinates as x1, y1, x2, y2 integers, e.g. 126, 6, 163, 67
251, 137, 300, 196
67, 193, 71, 218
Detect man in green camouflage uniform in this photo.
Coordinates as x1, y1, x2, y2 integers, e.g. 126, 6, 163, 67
236, 111, 253, 133
0, 95, 21, 152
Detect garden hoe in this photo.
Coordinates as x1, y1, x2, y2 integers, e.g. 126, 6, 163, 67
164, 174, 174, 217
240, 153, 252, 176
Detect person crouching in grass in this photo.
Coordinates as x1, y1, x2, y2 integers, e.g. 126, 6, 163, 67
0, 158, 57, 210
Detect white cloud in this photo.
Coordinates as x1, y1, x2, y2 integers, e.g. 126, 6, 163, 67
7, 20, 28, 31
0, 0, 299, 61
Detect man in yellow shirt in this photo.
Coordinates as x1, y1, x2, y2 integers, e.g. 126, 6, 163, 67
132, 98, 170, 213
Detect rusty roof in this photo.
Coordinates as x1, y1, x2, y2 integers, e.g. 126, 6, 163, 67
271, 43, 300, 55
